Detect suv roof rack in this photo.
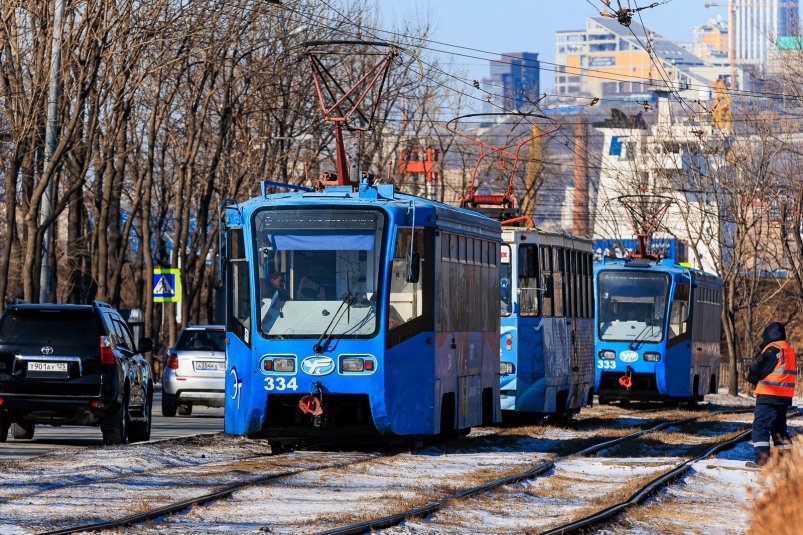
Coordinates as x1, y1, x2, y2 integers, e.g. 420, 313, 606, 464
93, 300, 113, 309
11, 298, 26, 305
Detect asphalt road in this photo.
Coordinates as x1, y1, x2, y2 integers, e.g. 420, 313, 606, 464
0, 387, 224, 461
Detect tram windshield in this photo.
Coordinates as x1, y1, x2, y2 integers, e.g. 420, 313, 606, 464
252, 208, 385, 338
597, 270, 670, 342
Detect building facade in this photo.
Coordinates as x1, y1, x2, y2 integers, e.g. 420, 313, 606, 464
555, 17, 730, 99
482, 52, 540, 111
735, 0, 800, 67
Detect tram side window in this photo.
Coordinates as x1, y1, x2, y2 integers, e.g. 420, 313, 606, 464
553, 247, 565, 317
668, 282, 690, 342
518, 244, 539, 316
540, 246, 553, 316
227, 227, 251, 345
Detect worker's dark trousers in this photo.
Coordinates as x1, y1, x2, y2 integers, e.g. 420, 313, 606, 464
752, 402, 791, 464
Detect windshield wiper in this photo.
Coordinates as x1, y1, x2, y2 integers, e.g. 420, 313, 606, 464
629, 323, 656, 350
312, 291, 354, 354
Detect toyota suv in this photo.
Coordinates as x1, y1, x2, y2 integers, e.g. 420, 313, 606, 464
161, 325, 226, 416
0, 301, 154, 445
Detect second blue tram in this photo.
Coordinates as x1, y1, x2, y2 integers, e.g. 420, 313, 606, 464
593, 257, 723, 404
221, 179, 502, 449
499, 229, 595, 421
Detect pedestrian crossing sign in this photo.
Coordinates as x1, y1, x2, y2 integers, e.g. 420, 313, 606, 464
153, 268, 181, 303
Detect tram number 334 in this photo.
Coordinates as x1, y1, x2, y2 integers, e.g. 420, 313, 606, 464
264, 377, 299, 391
597, 360, 617, 369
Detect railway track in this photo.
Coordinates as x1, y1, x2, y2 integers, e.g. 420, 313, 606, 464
0, 405, 755, 534
538, 408, 801, 535
314, 408, 755, 535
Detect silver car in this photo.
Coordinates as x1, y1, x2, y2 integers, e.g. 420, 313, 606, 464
161, 325, 226, 416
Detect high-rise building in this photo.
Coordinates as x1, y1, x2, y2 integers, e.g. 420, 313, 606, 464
482, 52, 540, 111
692, 15, 730, 65
555, 18, 727, 98
735, 0, 800, 67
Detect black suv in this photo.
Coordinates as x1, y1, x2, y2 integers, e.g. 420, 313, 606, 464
0, 301, 154, 445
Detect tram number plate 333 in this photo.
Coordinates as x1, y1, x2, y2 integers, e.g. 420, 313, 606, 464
263, 377, 298, 391
597, 360, 617, 369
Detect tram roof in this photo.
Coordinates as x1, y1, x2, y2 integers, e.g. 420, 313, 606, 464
230, 182, 501, 236
594, 257, 722, 283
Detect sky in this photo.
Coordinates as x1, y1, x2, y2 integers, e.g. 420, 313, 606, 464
374, 0, 730, 90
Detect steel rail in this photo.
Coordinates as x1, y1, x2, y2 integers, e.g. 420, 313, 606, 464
313, 416, 703, 535
539, 408, 801, 535
37, 452, 383, 535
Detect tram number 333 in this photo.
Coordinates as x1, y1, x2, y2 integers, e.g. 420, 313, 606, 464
264, 377, 299, 391
597, 360, 617, 369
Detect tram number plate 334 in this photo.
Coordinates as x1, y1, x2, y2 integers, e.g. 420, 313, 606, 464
597, 360, 617, 369
263, 377, 298, 391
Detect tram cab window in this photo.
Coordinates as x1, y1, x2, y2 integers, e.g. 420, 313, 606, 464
518, 244, 539, 316
387, 228, 434, 346
500, 244, 512, 316
252, 208, 384, 339
668, 283, 691, 342
227, 227, 251, 345
389, 228, 426, 329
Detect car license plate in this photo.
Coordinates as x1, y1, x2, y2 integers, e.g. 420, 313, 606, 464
195, 361, 224, 371
28, 361, 68, 373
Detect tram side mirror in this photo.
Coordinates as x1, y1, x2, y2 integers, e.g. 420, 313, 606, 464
406, 251, 421, 283
681, 303, 690, 322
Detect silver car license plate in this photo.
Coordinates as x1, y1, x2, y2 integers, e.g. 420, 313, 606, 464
195, 361, 225, 371
28, 361, 68, 373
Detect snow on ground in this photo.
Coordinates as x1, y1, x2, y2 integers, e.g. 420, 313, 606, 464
0, 396, 798, 534
386, 457, 679, 534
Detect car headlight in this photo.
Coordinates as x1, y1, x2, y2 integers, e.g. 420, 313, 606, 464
500, 361, 515, 375
598, 350, 616, 359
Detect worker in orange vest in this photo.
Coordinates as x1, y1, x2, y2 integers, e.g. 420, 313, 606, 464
746, 322, 796, 467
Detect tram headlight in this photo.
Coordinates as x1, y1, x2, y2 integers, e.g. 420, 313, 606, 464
598, 350, 616, 360
500, 361, 515, 375
342, 357, 365, 372
643, 352, 662, 362
274, 358, 295, 372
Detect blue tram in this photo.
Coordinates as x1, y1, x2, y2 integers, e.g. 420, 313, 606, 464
221, 178, 502, 448
499, 228, 595, 421
593, 257, 723, 403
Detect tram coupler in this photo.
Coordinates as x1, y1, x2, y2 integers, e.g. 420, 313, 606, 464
618, 366, 634, 390
298, 381, 325, 427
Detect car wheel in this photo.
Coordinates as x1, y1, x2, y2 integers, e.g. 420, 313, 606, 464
177, 402, 193, 416
11, 421, 35, 440
161, 393, 177, 417
129, 388, 152, 443
102, 395, 129, 446
0, 412, 9, 443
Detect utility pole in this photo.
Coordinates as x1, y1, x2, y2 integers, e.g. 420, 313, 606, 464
39, 0, 64, 303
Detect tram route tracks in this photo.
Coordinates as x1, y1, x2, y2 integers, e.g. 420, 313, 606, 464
538, 408, 802, 535
6, 406, 747, 534
35, 449, 389, 535
313, 408, 754, 535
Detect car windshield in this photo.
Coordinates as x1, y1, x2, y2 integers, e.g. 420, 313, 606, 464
0, 309, 102, 345
597, 270, 670, 342
176, 329, 226, 351
253, 207, 384, 338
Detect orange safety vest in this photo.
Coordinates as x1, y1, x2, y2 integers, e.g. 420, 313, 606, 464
755, 341, 797, 397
